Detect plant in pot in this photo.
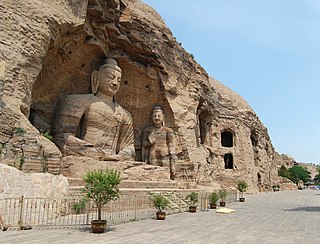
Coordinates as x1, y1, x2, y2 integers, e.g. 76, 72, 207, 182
83, 169, 121, 234
218, 189, 228, 207
237, 180, 248, 202
208, 192, 219, 209
152, 194, 170, 220
185, 192, 198, 212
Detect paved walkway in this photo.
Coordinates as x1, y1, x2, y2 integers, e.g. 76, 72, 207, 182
0, 189, 319, 244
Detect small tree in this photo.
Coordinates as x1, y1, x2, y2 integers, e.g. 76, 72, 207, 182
153, 194, 170, 213
278, 165, 290, 178
288, 165, 310, 184
209, 192, 219, 204
219, 189, 228, 202
237, 180, 248, 198
185, 192, 198, 207
83, 169, 121, 221
279, 165, 311, 185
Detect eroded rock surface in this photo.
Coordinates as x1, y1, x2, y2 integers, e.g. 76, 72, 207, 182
0, 0, 301, 193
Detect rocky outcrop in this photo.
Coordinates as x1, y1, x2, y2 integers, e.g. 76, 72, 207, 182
278, 176, 297, 191
0, 0, 293, 193
0, 164, 68, 199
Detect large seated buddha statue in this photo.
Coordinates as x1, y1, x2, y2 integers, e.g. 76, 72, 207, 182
53, 58, 135, 161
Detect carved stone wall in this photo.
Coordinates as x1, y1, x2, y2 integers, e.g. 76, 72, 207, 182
0, 0, 296, 192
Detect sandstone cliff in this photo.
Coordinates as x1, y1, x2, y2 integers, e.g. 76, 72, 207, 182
0, 0, 291, 192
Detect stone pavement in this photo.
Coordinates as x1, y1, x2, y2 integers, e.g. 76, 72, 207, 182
0, 189, 319, 244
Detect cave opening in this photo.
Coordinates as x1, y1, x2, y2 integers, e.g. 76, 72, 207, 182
221, 131, 233, 147
224, 153, 234, 169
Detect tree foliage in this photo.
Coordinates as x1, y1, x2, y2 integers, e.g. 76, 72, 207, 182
314, 174, 320, 185
218, 189, 228, 201
83, 169, 121, 220
237, 180, 248, 192
153, 194, 170, 212
314, 166, 320, 184
185, 192, 198, 206
278, 165, 290, 178
209, 192, 219, 204
278, 165, 311, 185
289, 165, 310, 184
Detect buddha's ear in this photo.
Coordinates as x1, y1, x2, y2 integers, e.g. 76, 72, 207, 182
91, 70, 99, 94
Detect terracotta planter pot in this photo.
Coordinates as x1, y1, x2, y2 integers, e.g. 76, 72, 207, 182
156, 211, 166, 220
209, 203, 217, 209
219, 201, 226, 207
91, 220, 107, 234
189, 206, 197, 212
239, 197, 245, 202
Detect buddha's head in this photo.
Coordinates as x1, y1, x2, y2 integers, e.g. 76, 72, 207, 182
91, 58, 122, 97
152, 105, 164, 127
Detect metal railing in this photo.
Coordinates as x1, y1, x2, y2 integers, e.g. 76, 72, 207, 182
0, 195, 155, 230
0, 190, 238, 230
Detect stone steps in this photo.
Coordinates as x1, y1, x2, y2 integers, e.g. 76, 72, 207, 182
67, 177, 180, 188
149, 191, 191, 212
67, 177, 195, 203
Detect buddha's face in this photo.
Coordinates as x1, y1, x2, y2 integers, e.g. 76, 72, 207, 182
98, 68, 121, 97
152, 109, 164, 126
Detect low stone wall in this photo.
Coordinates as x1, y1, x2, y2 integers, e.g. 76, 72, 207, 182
0, 163, 69, 199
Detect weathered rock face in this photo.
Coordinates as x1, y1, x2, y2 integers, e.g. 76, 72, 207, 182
0, 0, 291, 192
0, 164, 68, 199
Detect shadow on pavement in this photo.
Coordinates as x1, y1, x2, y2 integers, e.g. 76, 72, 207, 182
284, 207, 320, 212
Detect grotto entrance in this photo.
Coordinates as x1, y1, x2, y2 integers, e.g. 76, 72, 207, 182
221, 131, 233, 147
224, 153, 234, 169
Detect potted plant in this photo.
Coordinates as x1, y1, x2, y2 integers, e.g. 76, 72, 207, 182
83, 169, 121, 234
185, 192, 198, 212
237, 180, 248, 202
208, 192, 219, 209
218, 189, 228, 207
152, 194, 170, 220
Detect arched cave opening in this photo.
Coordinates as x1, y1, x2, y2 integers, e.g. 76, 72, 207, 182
116, 59, 177, 161
29, 27, 106, 135
28, 19, 181, 162
224, 153, 234, 169
221, 131, 233, 147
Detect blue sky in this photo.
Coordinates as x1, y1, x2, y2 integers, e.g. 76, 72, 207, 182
142, 0, 320, 165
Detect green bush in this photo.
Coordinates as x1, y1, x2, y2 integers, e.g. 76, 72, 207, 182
41, 131, 53, 141
153, 194, 170, 212
278, 165, 311, 185
219, 189, 228, 201
185, 192, 198, 206
209, 192, 219, 204
237, 180, 248, 198
237, 180, 248, 192
289, 165, 310, 184
72, 198, 88, 214
14, 127, 26, 135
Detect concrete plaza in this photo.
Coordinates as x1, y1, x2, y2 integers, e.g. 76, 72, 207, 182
0, 189, 319, 244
